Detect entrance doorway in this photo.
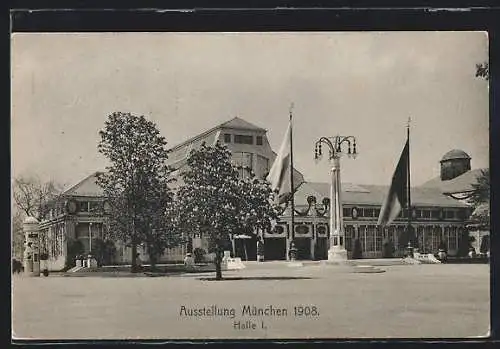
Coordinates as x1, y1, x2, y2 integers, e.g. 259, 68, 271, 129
234, 236, 257, 261
263, 238, 286, 260
315, 237, 328, 260
294, 238, 311, 260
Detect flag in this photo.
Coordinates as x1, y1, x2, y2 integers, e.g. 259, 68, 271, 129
267, 120, 292, 204
377, 139, 409, 226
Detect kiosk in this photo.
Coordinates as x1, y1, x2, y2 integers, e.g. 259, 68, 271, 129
23, 217, 40, 277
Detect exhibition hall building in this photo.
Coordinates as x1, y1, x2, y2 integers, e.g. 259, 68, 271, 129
37, 118, 485, 270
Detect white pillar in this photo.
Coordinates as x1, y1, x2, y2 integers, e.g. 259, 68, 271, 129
328, 156, 348, 261
89, 222, 93, 252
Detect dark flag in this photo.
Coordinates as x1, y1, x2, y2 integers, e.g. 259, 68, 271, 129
377, 140, 409, 226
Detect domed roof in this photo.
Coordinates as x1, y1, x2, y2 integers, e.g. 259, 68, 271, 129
440, 149, 471, 162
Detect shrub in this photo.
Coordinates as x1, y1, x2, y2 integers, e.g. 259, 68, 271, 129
65, 239, 84, 268
193, 248, 206, 263
91, 239, 117, 266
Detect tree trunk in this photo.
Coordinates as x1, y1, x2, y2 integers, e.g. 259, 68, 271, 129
215, 239, 223, 280
149, 249, 157, 272
131, 242, 138, 273
215, 253, 222, 280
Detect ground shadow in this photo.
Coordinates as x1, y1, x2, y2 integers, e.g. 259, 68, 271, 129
198, 276, 315, 281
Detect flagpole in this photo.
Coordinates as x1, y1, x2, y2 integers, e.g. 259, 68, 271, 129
289, 104, 295, 246
407, 118, 412, 250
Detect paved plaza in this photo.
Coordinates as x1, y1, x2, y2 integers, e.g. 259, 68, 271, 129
12, 263, 490, 340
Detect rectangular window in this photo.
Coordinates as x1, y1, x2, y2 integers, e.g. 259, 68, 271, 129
365, 226, 375, 252
431, 210, 440, 219
364, 208, 374, 218
457, 209, 466, 220
345, 226, 354, 251
256, 136, 263, 145
422, 210, 431, 219
445, 210, 456, 219
79, 201, 89, 212
234, 135, 253, 144
375, 227, 383, 252
343, 208, 351, 218
89, 201, 100, 213
256, 155, 269, 177
374, 209, 381, 218
224, 133, 231, 143
76, 224, 89, 238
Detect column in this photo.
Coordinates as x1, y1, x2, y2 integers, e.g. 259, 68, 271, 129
422, 226, 426, 253
89, 222, 93, 252
363, 225, 367, 253
310, 225, 316, 260
328, 156, 347, 261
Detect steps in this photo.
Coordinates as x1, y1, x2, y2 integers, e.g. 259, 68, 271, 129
68, 266, 84, 273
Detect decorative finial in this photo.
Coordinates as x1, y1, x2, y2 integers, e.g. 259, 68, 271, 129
407, 116, 411, 129
289, 102, 295, 117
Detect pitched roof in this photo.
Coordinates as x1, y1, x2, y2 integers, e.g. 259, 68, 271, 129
294, 182, 468, 208
166, 117, 266, 169
419, 168, 485, 194
62, 172, 104, 197
219, 117, 266, 131
167, 130, 219, 169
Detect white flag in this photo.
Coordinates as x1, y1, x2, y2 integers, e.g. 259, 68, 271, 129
266, 120, 292, 204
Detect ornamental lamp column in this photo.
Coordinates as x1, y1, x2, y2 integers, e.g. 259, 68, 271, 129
314, 135, 357, 262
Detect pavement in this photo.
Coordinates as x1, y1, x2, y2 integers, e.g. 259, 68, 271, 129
12, 262, 490, 340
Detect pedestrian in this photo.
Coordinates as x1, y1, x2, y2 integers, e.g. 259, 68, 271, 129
438, 249, 447, 262
184, 253, 195, 270
12, 258, 23, 274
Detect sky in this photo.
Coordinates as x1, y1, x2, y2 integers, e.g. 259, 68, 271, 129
11, 32, 489, 190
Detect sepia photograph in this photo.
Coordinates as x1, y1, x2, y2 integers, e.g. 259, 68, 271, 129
11, 31, 490, 340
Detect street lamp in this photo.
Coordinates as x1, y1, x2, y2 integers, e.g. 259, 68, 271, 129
314, 135, 358, 262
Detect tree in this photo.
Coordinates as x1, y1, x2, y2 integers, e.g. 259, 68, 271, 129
12, 175, 63, 259
13, 175, 63, 219
97, 112, 178, 272
476, 62, 489, 80
468, 169, 490, 208
176, 142, 278, 280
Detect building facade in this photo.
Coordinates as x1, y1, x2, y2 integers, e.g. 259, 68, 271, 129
37, 117, 479, 269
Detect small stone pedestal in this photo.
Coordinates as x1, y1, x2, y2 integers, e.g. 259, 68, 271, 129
327, 247, 348, 263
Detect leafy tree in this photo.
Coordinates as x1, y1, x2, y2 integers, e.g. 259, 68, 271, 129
468, 169, 490, 208
176, 142, 278, 280
91, 238, 117, 266
97, 112, 179, 272
466, 169, 490, 230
